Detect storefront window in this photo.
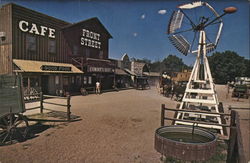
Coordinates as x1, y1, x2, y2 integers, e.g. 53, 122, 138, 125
23, 77, 39, 87
48, 39, 56, 54
63, 77, 69, 86
88, 76, 92, 84
26, 34, 36, 52
84, 76, 87, 84
55, 76, 59, 85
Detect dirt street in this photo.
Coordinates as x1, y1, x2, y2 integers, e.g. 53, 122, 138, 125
0, 86, 249, 163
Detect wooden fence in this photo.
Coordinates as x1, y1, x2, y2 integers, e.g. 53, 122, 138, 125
160, 104, 246, 163
25, 92, 71, 122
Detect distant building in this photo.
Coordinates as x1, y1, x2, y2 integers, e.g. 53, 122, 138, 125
172, 70, 191, 82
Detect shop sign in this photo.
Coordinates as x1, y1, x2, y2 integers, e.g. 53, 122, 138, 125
40, 65, 71, 71
80, 29, 101, 49
19, 20, 56, 38
88, 66, 113, 73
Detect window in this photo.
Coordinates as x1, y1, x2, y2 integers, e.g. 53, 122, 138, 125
88, 76, 92, 84
73, 45, 78, 55
26, 34, 36, 52
48, 39, 56, 54
86, 48, 90, 58
83, 76, 87, 84
63, 77, 69, 86
55, 76, 59, 85
99, 50, 103, 59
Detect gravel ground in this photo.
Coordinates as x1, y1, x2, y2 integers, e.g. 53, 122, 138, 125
0, 85, 249, 163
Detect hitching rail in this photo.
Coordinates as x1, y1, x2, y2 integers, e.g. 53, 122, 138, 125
25, 92, 71, 121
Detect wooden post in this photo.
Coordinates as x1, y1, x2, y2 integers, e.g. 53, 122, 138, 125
67, 95, 71, 122
227, 110, 237, 163
235, 112, 246, 163
161, 104, 165, 126
40, 92, 43, 114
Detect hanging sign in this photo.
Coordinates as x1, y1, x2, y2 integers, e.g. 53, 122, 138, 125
80, 29, 101, 49
88, 66, 113, 73
40, 65, 71, 71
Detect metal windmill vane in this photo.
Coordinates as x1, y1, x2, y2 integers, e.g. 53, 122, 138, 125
167, 1, 236, 135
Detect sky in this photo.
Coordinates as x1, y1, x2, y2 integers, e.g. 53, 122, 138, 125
1, 0, 249, 65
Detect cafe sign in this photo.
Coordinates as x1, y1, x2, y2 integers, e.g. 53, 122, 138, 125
19, 20, 56, 38
80, 29, 101, 49
40, 65, 72, 71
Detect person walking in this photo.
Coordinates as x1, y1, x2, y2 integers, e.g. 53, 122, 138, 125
96, 81, 101, 94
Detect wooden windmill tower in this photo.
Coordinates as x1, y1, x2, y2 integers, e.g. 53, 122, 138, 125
167, 1, 237, 135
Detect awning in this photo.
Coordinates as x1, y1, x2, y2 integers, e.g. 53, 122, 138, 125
143, 72, 150, 76
148, 72, 160, 77
13, 59, 83, 74
124, 68, 136, 76
115, 68, 129, 75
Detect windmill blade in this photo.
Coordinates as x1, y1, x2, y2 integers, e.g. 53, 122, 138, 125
168, 10, 184, 34
178, 1, 204, 9
190, 31, 198, 53
206, 43, 216, 53
215, 22, 223, 46
169, 35, 190, 56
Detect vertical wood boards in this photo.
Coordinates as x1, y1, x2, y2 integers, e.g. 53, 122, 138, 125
0, 74, 25, 117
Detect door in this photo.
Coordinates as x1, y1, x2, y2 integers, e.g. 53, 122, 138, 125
41, 75, 49, 94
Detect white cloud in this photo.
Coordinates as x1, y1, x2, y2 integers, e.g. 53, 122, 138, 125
158, 9, 167, 15
133, 33, 138, 37
141, 14, 146, 19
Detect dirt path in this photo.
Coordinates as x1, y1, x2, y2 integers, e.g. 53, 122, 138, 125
0, 86, 249, 163
0, 89, 177, 163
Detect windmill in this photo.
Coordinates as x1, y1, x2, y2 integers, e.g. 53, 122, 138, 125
167, 1, 236, 135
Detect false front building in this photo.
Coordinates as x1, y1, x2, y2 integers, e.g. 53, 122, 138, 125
63, 18, 114, 91
0, 3, 113, 95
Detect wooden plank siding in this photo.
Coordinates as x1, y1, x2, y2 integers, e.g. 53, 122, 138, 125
0, 3, 112, 75
0, 4, 12, 74
62, 18, 112, 61
11, 3, 71, 63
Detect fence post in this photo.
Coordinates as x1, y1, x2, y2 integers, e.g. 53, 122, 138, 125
40, 92, 43, 114
67, 95, 71, 122
161, 104, 165, 126
227, 110, 237, 163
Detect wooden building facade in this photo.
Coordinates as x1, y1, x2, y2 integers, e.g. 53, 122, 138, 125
0, 3, 113, 95
63, 18, 114, 90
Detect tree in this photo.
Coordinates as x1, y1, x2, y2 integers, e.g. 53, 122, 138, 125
162, 55, 187, 73
130, 57, 151, 64
131, 55, 190, 73
208, 51, 249, 84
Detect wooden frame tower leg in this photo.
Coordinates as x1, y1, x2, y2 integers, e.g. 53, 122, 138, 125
175, 30, 225, 135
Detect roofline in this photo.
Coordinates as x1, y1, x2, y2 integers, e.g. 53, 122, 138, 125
63, 17, 113, 38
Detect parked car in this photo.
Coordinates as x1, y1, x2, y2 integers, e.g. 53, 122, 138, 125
232, 84, 249, 99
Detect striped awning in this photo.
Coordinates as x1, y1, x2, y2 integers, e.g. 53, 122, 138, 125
13, 59, 83, 74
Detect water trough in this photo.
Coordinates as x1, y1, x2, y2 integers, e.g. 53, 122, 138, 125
155, 125, 217, 161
